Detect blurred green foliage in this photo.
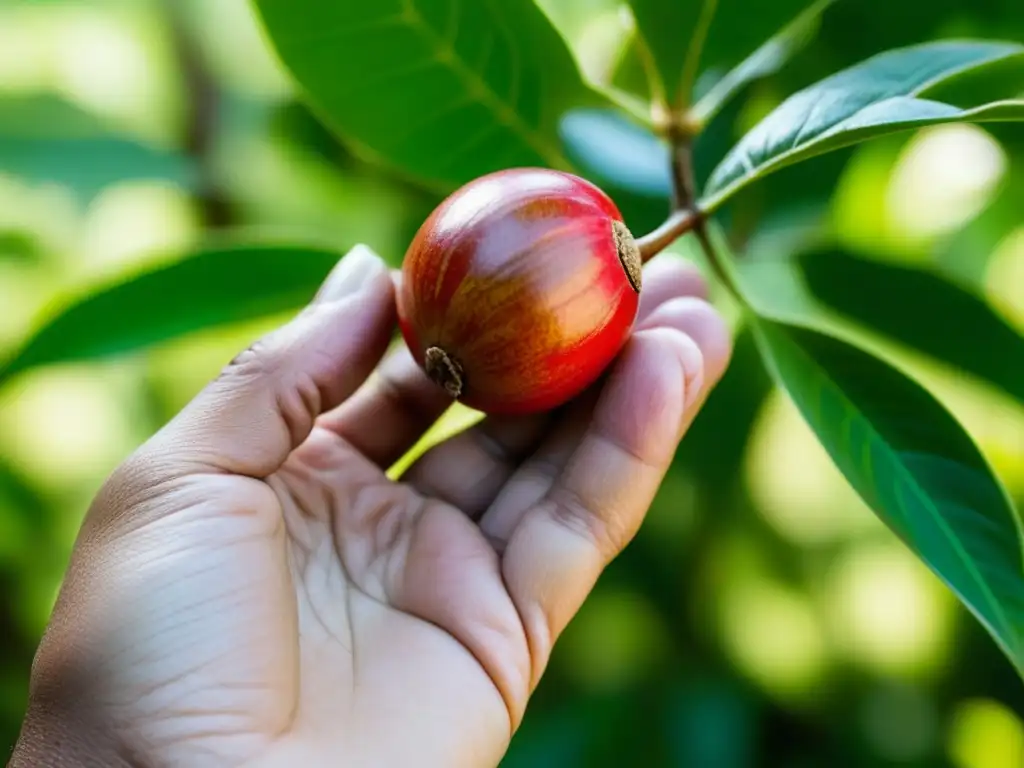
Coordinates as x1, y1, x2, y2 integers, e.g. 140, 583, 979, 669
0, 0, 1023, 766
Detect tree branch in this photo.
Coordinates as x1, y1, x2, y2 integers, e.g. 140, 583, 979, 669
669, 134, 697, 213
165, 1, 232, 229
661, 126, 733, 292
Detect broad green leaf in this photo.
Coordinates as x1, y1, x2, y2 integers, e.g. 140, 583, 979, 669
799, 250, 1024, 408
697, 0, 830, 77
0, 242, 343, 384
703, 41, 1024, 211
752, 317, 1024, 677
534, 0, 641, 118
0, 94, 198, 199
623, 0, 705, 105
533, 0, 621, 46
249, 0, 594, 191
691, 0, 835, 125
625, 0, 827, 107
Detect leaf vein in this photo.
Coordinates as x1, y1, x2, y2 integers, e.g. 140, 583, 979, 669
401, 0, 565, 169
786, 335, 1020, 650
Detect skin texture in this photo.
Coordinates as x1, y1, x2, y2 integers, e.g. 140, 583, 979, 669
398, 168, 641, 415
11, 244, 732, 768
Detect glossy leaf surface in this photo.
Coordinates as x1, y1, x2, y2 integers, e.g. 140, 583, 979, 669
691, 0, 836, 124
250, 0, 594, 190
754, 317, 1024, 676
704, 41, 1024, 209
625, 0, 827, 106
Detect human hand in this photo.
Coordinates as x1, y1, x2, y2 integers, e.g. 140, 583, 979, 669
11, 244, 731, 768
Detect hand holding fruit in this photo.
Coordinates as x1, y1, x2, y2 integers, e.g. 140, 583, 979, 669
12, 196, 730, 767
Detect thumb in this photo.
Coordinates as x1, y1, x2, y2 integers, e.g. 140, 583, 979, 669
144, 244, 396, 478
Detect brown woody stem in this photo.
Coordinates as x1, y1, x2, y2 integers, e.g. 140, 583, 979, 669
635, 121, 706, 263
664, 125, 734, 295
635, 114, 733, 293
669, 134, 697, 213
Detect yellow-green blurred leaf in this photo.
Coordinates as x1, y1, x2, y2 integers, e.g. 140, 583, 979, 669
0, 241, 343, 383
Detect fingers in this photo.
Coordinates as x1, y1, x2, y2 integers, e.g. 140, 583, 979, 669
315, 268, 455, 469
397, 255, 709, 514
640, 295, 733, 384
494, 305, 732, 687
398, 413, 554, 518
637, 253, 708, 314
141, 245, 396, 478
478, 288, 732, 544
316, 342, 455, 468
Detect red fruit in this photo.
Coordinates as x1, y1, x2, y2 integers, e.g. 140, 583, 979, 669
396, 167, 642, 416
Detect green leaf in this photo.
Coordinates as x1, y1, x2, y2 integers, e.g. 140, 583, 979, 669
0, 230, 42, 264
702, 40, 1024, 210
696, 0, 830, 77
626, 0, 829, 108
752, 316, 1024, 677
923, 47, 1024, 108
0, 242, 342, 384
0, 138, 199, 200
249, 0, 594, 191
691, 0, 835, 125
0, 461, 48, 543
623, 0, 705, 105
799, 250, 1024, 408
0, 94, 198, 199
0, 93, 109, 138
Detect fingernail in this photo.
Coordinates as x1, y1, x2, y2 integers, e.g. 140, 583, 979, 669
316, 244, 387, 302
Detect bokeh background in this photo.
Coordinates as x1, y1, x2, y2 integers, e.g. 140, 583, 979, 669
1, 0, 1023, 766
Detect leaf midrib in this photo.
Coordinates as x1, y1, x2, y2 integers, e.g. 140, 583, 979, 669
764, 323, 1022, 657
702, 98, 1024, 211
400, 0, 569, 171
701, 44, 1024, 207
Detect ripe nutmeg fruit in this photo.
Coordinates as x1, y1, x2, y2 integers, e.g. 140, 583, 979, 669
396, 167, 644, 416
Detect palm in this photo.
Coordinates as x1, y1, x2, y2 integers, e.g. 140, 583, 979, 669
266, 426, 519, 765
112, 424, 513, 767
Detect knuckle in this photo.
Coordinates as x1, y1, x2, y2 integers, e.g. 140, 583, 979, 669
223, 337, 278, 381
275, 371, 324, 449
547, 490, 623, 559
474, 425, 518, 468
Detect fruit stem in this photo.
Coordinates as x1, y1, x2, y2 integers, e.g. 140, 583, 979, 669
639, 126, 739, 301
424, 346, 464, 399
636, 208, 703, 262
